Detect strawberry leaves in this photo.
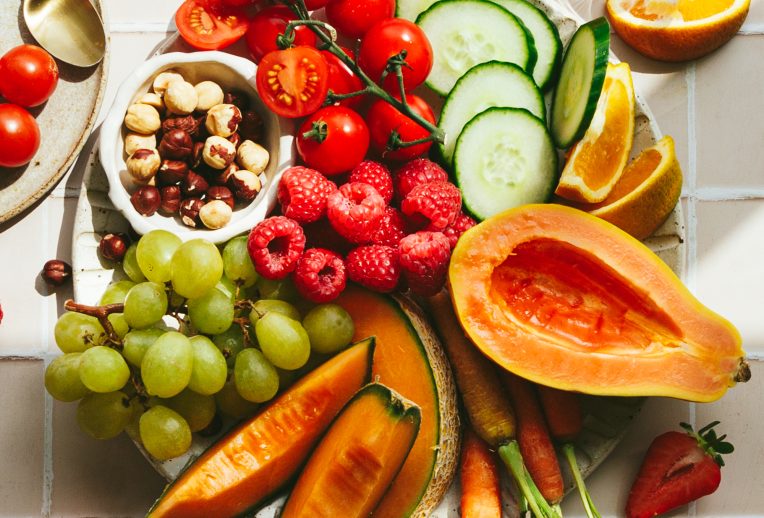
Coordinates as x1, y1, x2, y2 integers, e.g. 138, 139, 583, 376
680, 421, 734, 466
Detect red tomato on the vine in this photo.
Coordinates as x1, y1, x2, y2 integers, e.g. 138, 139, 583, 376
0, 45, 59, 108
296, 106, 369, 175
325, 0, 395, 39
256, 47, 329, 118
0, 104, 40, 168
304, 0, 329, 9
219, 0, 256, 5
367, 94, 436, 162
245, 6, 317, 62
359, 19, 433, 93
175, 0, 249, 50
321, 48, 364, 109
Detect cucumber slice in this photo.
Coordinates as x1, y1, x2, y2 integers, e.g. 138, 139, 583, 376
454, 107, 558, 221
550, 17, 610, 149
490, 0, 562, 91
396, 0, 438, 21
416, 0, 532, 96
438, 61, 545, 165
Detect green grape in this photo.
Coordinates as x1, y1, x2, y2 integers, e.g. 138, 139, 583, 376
108, 314, 130, 339
303, 304, 355, 354
256, 276, 298, 301
124, 398, 145, 444
234, 348, 279, 403
212, 325, 247, 368
249, 299, 301, 326
215, 377, 259, 419
170, 239, 224, 299
76, 391, 132, 439
216, 275, 237, 302
136, 229, 182, 283
163, 390, 216, 432
123, 243, 146, 283
123, 282, 168, 329
255, 312, 310, 370
139, 405, 192, 460
54, 312, 105, 353
78, 346, 130, 393
223, 236, 258, 288
141, 331, 193, 398
45, 353, 89, 402
188, 335, 227, 395
99, 280, 136, 305
122, 328, 164, 367
188, 288, 234, 335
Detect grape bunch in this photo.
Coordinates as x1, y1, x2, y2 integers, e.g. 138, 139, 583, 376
45, 229, 356, 461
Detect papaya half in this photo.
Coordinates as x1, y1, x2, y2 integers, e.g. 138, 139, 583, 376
449, 204, 749, 403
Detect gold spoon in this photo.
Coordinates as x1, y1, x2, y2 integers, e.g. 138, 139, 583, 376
23, 0, 106, 67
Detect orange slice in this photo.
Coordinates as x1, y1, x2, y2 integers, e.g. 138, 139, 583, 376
570, 135, 682, 240
554, 62, 635, 204
606, 0, 750, 62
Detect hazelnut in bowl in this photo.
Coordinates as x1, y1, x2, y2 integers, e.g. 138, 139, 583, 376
99, 52, 295, 243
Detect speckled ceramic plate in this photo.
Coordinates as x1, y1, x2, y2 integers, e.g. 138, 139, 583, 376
72, 1, 685, 516
0, 0, 108, 223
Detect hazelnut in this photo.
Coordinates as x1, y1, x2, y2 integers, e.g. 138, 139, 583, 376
228, 169, 263, 202
124, 103, 161, 134
159, 129, 194, 160
182, 170, 209, 197
200, 200, 233, 230
139, 92, 165, 113
41, 259, 72, 287
203, 136, 236, 170
157, 160, 188, 186
194, 81, 225, 111
236, 140, 269, 174
153, 71, 184, 96
223, 90, 250, 112
162, 115, 202, 138
131, 186, 161, 216
99, 233, 129, 261
180, 198, 204, 227
124, 132, 156, 156
126, 149, 161, 183
238, 110, 263, 142
165, 81, 198, 115
205, 104, 242, 138
206, 185, 235, 209
227, 132, 241, 149
159, 185, 182, 215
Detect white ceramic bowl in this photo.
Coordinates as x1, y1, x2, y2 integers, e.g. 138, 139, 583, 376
99, 51, 295, 243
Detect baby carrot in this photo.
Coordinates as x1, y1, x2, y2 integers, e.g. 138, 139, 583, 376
461, 429, 502, 518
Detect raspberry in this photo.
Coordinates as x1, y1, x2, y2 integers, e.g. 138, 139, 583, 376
247, 216, 306, 280
349, 160, 394, 204
277, 166, 337, 223
327, 182, 385, 244
401, 181, 462, 231
346, 245, 400, 293
443, 212, 477, 249
303, 218, 354, 255
370, 207, 408, 247
293, 248, 347, 303
398, 231, 451, 296
394, 158, 448, 202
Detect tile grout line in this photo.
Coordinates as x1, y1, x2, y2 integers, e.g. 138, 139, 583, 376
41, 195, 53, 518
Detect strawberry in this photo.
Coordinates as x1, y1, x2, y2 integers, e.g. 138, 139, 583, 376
626, 421, 733, 518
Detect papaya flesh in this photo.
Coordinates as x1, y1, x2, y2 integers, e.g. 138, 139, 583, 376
148, 338, 375, 518
449, 204, 748, 403
281, 383, 421, 518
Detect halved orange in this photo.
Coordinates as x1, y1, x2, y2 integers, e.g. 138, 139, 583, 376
606, 0, 750, 62
554, 62, 635, 204
569, 135, 682, 240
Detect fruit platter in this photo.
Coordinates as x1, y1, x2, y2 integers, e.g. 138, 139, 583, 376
22, 0, 755, 516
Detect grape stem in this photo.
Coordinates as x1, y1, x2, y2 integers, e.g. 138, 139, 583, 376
64, 299, 124, 346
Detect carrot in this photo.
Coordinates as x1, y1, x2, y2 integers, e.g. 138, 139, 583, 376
460, 429, 502, 518
425, 292, 560, 518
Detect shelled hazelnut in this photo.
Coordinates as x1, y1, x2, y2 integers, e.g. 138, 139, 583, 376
205, 104, 242, 138
160, 186, 182, 215
203, 136, 236, 169
139, 92, 165, 113
165, 81, 198, 115
195, 81, 225, 111
152, 71, 184, 96
180, 198, 204, 227
157, 160, 188, 186
131, 186, 161, 216
126, 149, 161, 183
228, 169, 263, 202
199, 200, 233, 230
125, 132, 156, 156
124, 103, 161, 134
236, 140, 269, 174
159, 129, 194, 161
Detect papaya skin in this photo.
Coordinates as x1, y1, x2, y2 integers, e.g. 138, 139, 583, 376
449, 204, 748, 403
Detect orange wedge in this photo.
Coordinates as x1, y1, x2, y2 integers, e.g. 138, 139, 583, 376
555, 62, 635, 204
606, 0, 750, 62
570, 135, 682, 240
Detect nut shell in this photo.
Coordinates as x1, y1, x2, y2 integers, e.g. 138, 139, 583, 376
157, 160, 189, 186
99, 233, 129, 261
162, 115, 202, 138
180, 198, 204, 227
236, 140, 269, 174
42, 259, 72, 287
131, 185, 162, 216
126, 149, 161, 183
205, 104, 242, 138
182, 171, 210, 197
203, 136, 236, 170
165, 81, 198, 115
206, 185, 235, 209
125, 132, 157, 156
125, 103, 161, 134
195, 81, 225, 111
200, 200, 233, 229
159, 185, 182, 215
159, 129, 194, 161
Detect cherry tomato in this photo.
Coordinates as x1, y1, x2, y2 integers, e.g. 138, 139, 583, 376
321, 47, 364, 109
256, 47, 329, 118
296, 106, 369, 175
359, 19, 433, 93
304, 0, 329, 8
0, 104, 40, 168
220, 0, 256, 5
246, 6, 317, 62
325, 0, 395, 39
0, 45, 59, 108
175, 0, 249, 50
367, 94, 436, 162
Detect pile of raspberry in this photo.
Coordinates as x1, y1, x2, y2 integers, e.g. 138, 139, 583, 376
246, 159, 476, 302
